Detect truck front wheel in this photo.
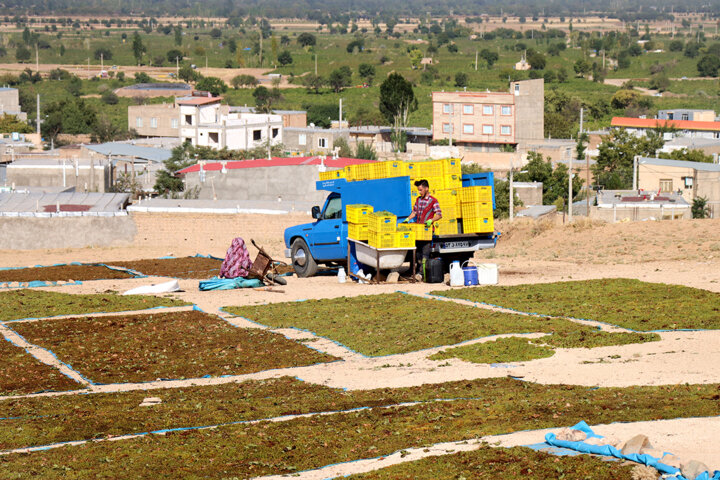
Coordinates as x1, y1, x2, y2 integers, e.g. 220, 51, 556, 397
291, 239, 318, 278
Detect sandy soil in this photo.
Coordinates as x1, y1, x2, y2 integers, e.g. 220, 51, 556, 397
1, 212, 719, 474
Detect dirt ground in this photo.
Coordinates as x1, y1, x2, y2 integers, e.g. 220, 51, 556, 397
1, 212, 719, 474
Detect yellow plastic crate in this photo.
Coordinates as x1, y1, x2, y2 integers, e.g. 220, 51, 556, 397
346, 204, 373, 224
433, 189, 459, 206
368, 231, 396, 248
343, 165, 358, 181
434, 219, 459, 236
373, 160, 407, 179
368, 211, 397, 233
353, 163, 374, 181
406, 160, 444, 179
348, 222, 369, 241
443, 174, 462, 190
461, 202, 493, 218
441, 158, 462, 177
410, 223, 433, 240
460, 186, 493, 203
439, 204, 458, 220
463, 216, 494, 233
318, 169, 345, 181
394, 230, 416, 248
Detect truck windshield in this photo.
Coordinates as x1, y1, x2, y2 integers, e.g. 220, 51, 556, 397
323, 195, 342, 219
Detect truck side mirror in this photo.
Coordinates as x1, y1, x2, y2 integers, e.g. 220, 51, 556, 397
311, 206, 321, 219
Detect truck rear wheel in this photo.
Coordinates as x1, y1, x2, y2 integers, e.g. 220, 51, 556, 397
291, 239, 318, 278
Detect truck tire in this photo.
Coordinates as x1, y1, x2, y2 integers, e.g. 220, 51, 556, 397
291, 239, 318, 278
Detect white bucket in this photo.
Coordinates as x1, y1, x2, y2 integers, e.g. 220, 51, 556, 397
475, 263, 498, 285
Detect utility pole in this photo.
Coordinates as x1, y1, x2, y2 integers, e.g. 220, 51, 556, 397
509, 158, 515, 222
475, 50, 478, 71
259, 30, 263, 67
570, 108, 583, 222
176, 56, 179, 78
586, 149, 590, 218
339, 98, 343, 125
101, 52, 104, 72
632, 155, 638, 190
36, 94, 40, 135
314, 54, 317, 75
35, 44, 39, 73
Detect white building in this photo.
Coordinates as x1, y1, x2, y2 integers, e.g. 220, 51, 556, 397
177, 96, 283, 150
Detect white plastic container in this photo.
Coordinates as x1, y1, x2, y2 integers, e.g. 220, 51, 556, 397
449, 261, 464, 287
476, 263, 498, 285
337, 267, 347, 283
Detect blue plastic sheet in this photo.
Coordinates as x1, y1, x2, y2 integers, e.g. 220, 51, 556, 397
545, 421, 720, 480
198, 277, 263, 291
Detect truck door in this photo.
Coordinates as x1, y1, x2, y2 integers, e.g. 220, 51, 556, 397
310, 193, 346, 261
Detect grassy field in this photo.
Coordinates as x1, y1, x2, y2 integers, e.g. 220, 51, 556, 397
0, 290, 187, 322
434, 279, 720, 331
9, 310, 338, 384
1, 376, 718, 477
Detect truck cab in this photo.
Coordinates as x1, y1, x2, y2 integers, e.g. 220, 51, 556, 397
284, 173, 498, 277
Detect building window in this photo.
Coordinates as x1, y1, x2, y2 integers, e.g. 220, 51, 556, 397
318, 137, 327, 148
272, 128, 279, 138
659, 179, 673, 192
253, 130, 262, 141
136, 117, 143, 128
150, 117, 158, 128
171, 118, 178, 129
683, 176, 693, 189
209, 132, 219, 144
463, 124, 474, 134
514, 84, 520, 94
463, 104, 473, 115
501, 125, 511, 135
682, 113, 689, 121
443, 104, 453, 114
299, 134, 306, 146
482, 124, 493, 135
482, 105, 493, 115
501, 105, 512, 115
184, 114, 193, 125
442, 123, 451, 133
668, 113, 674, 120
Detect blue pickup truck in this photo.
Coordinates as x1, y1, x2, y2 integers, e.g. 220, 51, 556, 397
283, 173, 498, 277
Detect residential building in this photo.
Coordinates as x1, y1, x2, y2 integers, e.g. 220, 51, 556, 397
593, 189, 691, 222
229, 107, 307, 128
284, 127, 349, 155
0, 88, 26, 121
349, 126, 432, 157
657, 109, 716, 122
637, 156, 720, 217
177, 96, 283, 150
611, 117, 720, 140
128, 103, 180, 137
431, 79, 543, 152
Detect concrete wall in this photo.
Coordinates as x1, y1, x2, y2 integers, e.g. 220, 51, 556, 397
6, 164, 111, 192
0, 216, 137, 249
513, 182, 543, 205
638, 164, 695, 202
696, 170, 720, 218
591, 205, 691, 222
128, 104, 179, 138
183, 165, 329, 203
284, 128, 349, 155
511, 79, 544, 144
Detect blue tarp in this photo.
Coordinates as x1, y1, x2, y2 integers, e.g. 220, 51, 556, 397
198, 277, 263, 291
545, 421, 720, 480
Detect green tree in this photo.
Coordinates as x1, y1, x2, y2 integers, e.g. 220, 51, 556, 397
277, 50, 293, 66
15, 46, 31, 62
132, 32, 146, 64
178, 64, 199, 83
196, 77, 228, 96
231, 74, 258, 89
527, 49, 546, 70
252, 86, 281, 113
174, 25, 182, 46
379, 73, 417, 152
454, 72, 468, 87
166, 49, 183, 63
358, 63, 375, 85
516, 152, 583, 205
409, 48, 423, 69
302, 74, 325, 93
659, 148, 714, 163
328, 68, 351, 93
67, 75, 82, 96
93, 47, 112, 61
0, 114, 32, 133
479, 49, 499, 67
101, 90, 119, 105
210, 28, 222, 38
297, 32, 316, 47
573, 58, 590, 76
697, 55, 720, 77
593, 128, 664, 189
43, 98, 97, 139
610, 89, 641, 109
154, 144, 196, 196
692, 196, 711, 218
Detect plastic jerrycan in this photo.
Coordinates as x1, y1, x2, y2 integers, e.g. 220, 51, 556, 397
449, 261, 464, 287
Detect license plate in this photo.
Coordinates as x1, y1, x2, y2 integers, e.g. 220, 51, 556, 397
442, 241, 470, 249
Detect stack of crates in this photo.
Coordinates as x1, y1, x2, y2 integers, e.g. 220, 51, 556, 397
346, 204, 373, 242
366, 210, 416, 248
459, 186, 494, 233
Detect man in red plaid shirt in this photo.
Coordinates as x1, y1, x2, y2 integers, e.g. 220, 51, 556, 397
404, 179, 442, 272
